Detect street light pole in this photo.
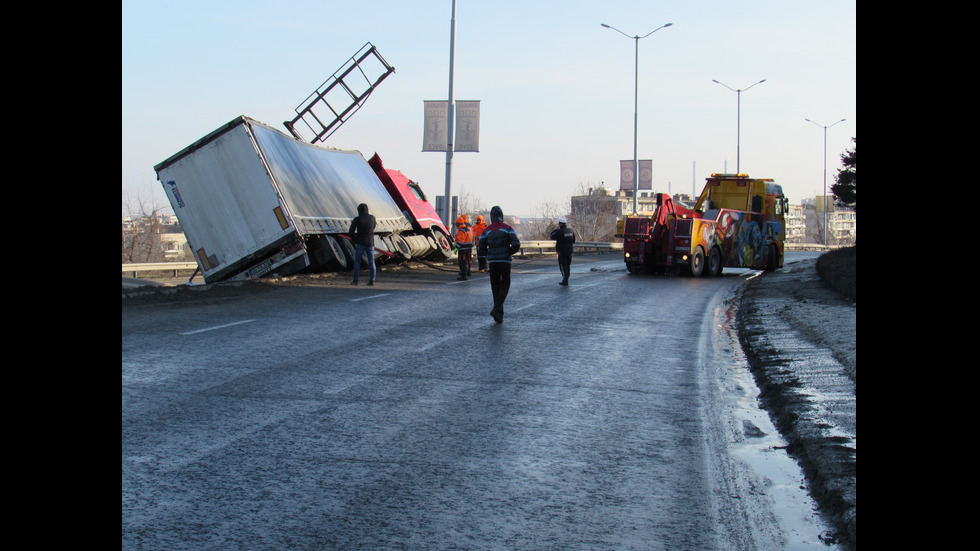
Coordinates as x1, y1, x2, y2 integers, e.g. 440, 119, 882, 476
442, 0, 458, 227
805, 117, 845, 246
602, 22, 672, 214
712, 79, 765, 175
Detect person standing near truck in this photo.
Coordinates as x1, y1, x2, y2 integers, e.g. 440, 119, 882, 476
477, 206, 521, 323
455, 215, 474, 280
550, 218, 576, 285
348, 203, 376, 285
472, 215, 487, 272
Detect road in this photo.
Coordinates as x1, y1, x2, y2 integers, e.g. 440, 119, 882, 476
122, 254, 838, 550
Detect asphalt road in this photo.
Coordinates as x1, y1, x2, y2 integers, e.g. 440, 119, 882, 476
122, 253, 852, 550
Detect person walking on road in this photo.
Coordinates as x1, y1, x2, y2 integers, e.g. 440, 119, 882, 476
550, 218, 576, 285
455, 215, 474, 280
472, 214, 487, 272
348, 203, 376, 286
477, 206, 521, 323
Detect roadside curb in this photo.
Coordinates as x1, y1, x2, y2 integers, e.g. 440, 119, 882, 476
736, 260, 856, 549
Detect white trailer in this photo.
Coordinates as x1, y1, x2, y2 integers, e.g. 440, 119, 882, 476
155, 116, 439, 283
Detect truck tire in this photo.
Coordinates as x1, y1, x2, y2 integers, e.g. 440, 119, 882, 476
765, 244, 779, 271
427, 227, 454, 261
334, 235, 356, 271
705, 247, 721, 277
687, 247, 705, 277
323, 234, 347, 269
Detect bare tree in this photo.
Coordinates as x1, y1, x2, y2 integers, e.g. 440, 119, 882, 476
522, 198, 570, 240
568, 182, 618, 242
456, 190, 488, 221
122, 187, 168, 263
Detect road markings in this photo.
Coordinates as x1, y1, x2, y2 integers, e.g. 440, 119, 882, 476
351, 293, 391, 302
570, 282, 603, 292
180, 319, 255, 335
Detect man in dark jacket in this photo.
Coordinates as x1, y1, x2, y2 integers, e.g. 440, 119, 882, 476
348, 203, 376, 285
476, 206, 521, 323
550, 218, 576, 285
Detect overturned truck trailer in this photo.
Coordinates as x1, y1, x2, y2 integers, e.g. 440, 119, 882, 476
154, 115, 454, 283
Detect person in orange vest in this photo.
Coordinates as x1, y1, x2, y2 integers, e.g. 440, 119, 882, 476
471, 214, 487, 272
454, 215, 474, 280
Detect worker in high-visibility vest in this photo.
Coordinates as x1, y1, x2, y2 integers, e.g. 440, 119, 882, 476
454, 215, 474, 280
472, 215, 487, 272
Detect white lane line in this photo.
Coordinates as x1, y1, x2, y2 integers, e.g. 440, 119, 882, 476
180, 319, 255, 335
570, 282, 603, 292
351, 293, 391, 302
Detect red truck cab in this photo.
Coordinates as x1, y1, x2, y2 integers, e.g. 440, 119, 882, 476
368, 153, 454, 259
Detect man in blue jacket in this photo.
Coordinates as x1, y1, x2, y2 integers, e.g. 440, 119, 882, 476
476, 206, 521, 323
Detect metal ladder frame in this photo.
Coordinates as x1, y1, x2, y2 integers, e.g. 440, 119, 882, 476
283, 42, 395, 144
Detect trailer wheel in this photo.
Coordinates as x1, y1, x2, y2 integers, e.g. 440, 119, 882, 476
323, 235, 347, 269
687, 247, 705, 277
705, 247, 721, 277
333, 235, 356, 271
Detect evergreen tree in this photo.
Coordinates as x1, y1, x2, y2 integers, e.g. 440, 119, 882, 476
832, 137, 856, 211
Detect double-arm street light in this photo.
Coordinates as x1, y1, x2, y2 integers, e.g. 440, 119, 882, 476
602, 22, 672, 214
712, 78, 766, 175
805, 117, 846, 246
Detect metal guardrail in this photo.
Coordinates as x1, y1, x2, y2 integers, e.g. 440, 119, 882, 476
122, 242, 832, 276
518, 241, 622, 256
122, 262, 198, 278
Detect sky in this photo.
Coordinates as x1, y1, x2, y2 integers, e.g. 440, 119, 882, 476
122, 0, 856, 218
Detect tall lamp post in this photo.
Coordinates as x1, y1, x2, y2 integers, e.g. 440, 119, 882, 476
805, 117, 845, 246
442, 0, 459, 227
712, 79, 765, 175
601, 21, 672, 214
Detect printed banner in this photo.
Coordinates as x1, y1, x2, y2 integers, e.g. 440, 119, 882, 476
638, 160, 653, 190
422, 101, 449, 152
619, 160, 634, 191
454, 100, 480, 152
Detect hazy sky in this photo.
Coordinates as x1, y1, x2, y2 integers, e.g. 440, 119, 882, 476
122, 0, 856, 217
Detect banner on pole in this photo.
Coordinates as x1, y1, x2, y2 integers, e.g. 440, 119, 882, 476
454, 100, 480, 152
619, 160, 634, 191
638, 160, 653, 190
422, 101, 448, 152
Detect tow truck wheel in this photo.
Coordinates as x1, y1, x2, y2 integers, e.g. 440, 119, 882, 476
705, 247, 721, 277
688, 247, 705, 277
765, 244, 779, 271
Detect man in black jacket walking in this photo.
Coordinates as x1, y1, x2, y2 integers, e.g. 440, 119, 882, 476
348, 203, 376, 285
550, 218, 576, 285
477, 206, 521, 323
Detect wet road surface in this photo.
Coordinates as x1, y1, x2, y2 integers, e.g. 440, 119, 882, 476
122, 255, 837, 549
